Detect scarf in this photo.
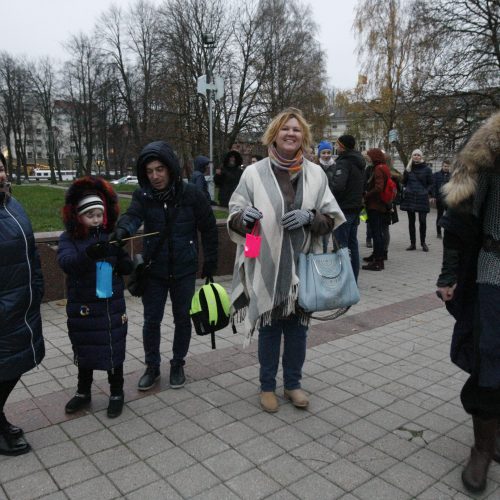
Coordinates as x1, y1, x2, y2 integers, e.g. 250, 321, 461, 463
228, 158, 345, 344
320, 157, 335, 169
152, 184, 175, 204
268, 144, 303, 173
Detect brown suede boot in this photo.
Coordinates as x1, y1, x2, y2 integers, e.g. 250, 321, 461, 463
462, 416, 497, 493
260, 392, 279, 413
284, 389, 309, 409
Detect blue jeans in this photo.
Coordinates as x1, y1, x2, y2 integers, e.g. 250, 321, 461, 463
334, 211, 360, 281
258, 315, 308, 392
141, 275, 196, 367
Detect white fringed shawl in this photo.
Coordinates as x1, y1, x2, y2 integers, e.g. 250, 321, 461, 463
227, 158, 345, 344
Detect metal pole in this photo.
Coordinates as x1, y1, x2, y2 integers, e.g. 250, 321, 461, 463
207, 45, 215, 199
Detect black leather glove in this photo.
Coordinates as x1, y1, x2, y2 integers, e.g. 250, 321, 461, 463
281, 209, 314, 230
109, 227, 128, 247
202, 261, 217, 279
115, 257, 134, 275
86, 242, 110, 260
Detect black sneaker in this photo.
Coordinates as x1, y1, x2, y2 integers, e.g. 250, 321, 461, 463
65, 393, 91, 414
137, 366, 160, 391
107, 393, 124, 418
169, 364, 186, 389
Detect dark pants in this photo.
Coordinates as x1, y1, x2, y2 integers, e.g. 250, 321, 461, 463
334, 211, 360, 281
0, 377, 20, 428
258, 315, 308, 392
142, 275, 196, 368
436, 201, 445, 235
77, 365, 124, 396
366, 210, 385, 259
407, 211, 427, 244
382, 223, 390, 254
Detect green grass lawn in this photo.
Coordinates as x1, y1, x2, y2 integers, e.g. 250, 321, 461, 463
11, 185, 227, 232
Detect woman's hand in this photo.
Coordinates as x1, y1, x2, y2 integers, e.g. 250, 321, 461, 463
281, 209, 314, 230
436, 284, 457, 302
242, 206, 263, 227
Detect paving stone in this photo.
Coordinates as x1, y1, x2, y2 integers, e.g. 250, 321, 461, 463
146, 446, 196, 477
107, 461, 159, 494
213, 421, 259, 446
49, 457, 100, 489
89, 444, 139, 473
317, 430, 364, 458
226, 468, 281, 500
341, 418, 387, 444
201, 388, 241, 406
126, 395, 166, 416
142, 406, 184, 429
264, 490, 300, 500
60, 414, 104, 438
127, 431, 174, 459
167, 463, 220, 497
236, 435, 285, 465
190, 407, 235, 431
292, 415, 335, 439
220, 399, 261, 420
75, 428, 120, 455
36, 440, 84, 468
348, 445, 398, 475
3, 470, 58, 500
64, 475, 120, 500
320, 458, 372, 490
37, 492, 68, 500
160, 419, 205, 445
125, 479, 182, 500
381, 462, 435, 496
352, 477, 408, 500
371, 432, 422, 461
25, 426, 69, 450
203, 449, 254, 481
181, 432, 231, 461
260, 453, 311, 486
109, 416, 154, 442
288, 472, 344, 500
364, 408, 408, 431
290, 441, 336, 471
267, 425, 312, 451
404, 448, 459, 480
191, 483, 241, 500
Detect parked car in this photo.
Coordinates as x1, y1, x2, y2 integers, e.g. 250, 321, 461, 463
111, 175, 138, 185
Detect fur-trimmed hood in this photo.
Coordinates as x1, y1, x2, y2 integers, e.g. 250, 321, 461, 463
62, 176, 119, 238
444, 111, 500, 208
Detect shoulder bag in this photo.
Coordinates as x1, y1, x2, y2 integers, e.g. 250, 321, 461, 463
297, 237, 360, 320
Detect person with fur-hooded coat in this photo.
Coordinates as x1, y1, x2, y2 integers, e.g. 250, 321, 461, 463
109, 141, 218, 392
436, 110, 500, 494
214, 150, 243, 207
57, 176, 133, 418
0, 154, 44, 456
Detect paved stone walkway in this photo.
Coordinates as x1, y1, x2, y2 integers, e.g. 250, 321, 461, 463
2, 210, 495, 499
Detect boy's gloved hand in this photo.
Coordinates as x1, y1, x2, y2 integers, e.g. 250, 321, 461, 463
281, 209, 314, 230
86, 242, 110, 260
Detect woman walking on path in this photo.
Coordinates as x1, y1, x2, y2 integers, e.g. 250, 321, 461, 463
0, 154, 45, 455
400, 149, 433, 251
227, 108, 345, 413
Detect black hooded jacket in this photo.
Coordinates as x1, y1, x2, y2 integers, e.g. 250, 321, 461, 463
325, 149, 366, 211
116, 141, 218, 279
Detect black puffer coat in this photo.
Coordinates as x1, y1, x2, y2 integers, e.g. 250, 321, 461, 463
0, 195, 45, 381
400, 162, 433, 213
116, 141, 218, 280
57, 177, 132, 370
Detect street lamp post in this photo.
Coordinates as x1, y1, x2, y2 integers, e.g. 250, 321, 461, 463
203, 33, 215, 198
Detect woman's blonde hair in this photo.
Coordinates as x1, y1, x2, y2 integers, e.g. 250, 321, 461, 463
262, 108, 312, 152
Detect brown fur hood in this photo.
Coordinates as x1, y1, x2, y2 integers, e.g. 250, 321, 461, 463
444, 111, 500, 208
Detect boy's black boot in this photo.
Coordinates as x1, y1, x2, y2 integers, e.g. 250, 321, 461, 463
138, 365, 160, 391
170, 363, 186, 389
107, 393, 124, 419
65, 393, 91, 414
0, 426, 31, 456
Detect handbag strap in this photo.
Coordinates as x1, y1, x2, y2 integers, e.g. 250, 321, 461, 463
309, 306, 351, 321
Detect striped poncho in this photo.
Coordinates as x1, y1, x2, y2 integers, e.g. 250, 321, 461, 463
228, 157, 345, 343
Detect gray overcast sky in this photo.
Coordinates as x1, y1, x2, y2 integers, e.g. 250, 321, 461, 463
1, 0, 360, 90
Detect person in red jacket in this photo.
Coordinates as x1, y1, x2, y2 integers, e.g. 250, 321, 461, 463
362, 148, 391, 271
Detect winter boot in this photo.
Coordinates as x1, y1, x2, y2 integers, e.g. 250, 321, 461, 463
421, 242, 429, 252
462, 416, 496, 493
362, 258, 384, 271
107, 393, 124, 419
406, 243, 416, 251
65, 393, 91, 414
363, 254, 375, 262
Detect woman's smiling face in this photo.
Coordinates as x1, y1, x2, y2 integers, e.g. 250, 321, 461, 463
275, 118, 303, 159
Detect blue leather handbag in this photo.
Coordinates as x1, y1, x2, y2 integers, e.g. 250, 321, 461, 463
298, 244, 360, 316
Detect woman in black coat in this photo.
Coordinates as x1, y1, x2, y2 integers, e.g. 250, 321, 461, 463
400, 149, 433, 251
214, 150, 243, 207
0, 155, 44, 456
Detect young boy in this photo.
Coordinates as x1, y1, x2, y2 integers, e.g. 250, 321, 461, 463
57, 177, 132, 418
